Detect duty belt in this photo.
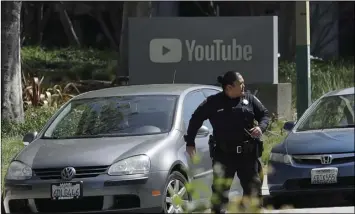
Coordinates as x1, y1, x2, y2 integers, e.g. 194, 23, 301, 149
217, 140, 255, 155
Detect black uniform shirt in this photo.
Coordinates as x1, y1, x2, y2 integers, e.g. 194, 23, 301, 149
184, 92, 270, 148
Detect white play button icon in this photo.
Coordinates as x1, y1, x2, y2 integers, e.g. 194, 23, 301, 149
149, 38, 182, 63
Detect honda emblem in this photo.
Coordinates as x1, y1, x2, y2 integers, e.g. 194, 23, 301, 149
320, 155, 333, 165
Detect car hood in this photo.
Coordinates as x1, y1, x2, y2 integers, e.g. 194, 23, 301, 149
16, 134, 169, 169
285, 128, 355, 155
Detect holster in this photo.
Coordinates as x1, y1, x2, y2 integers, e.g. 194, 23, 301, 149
250, 137, 264, 158
208, 135, 217, 158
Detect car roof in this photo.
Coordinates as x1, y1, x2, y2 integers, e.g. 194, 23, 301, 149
72, 84, 222, 100
323, 87, 354, 97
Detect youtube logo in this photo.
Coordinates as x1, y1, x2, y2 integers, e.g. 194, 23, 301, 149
149, 38, 182, 63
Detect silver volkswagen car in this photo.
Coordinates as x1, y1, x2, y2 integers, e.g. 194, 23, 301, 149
3, 84, 244, 214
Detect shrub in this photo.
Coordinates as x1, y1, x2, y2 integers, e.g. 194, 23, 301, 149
21, 46, 117, 82
279, 59, 354, 107
1, 138, 24, 187
1, 106, 58, 138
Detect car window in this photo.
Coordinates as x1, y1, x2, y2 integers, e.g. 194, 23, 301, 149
43, 95, 178, 139
202, 89, 220, 98
183, 91, 211, 131
296, 94, 354, 131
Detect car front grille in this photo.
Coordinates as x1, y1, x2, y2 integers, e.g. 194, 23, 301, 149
284, 176, 355, 190
33, 166, 109, 180
292, 155, 355, 165
35, 196, 103, 212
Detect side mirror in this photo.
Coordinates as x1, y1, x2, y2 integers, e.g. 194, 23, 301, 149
283, 121, 295, 132
196, 125, 210, 138
23, 132, 38, 146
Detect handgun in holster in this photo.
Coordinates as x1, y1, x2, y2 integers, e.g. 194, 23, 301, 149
208, 134, 217, 158
244, 128, 264, 158
253, 137, 264, 158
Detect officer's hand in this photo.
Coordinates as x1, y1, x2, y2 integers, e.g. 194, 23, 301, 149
250, 126, 262, 138
186, 146, 196, 158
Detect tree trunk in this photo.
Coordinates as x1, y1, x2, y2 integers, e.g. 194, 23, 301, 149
118, 1, 138, 77
96, 11, 119, 51
22, 2, 36, 45
118, 1, 154, 77
57, 2, 81, 47
1, 1, 24, 123
37, 3, 52, 45
108, 2, 123, 47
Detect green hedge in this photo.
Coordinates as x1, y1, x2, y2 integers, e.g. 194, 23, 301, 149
1, 107, 58, 138
279, 59, 354, 106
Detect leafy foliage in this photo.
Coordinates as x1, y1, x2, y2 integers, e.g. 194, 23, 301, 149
279, 59, 354, 106
21, 46, 118, 82
1, 106, 58, 138
22, 74, 80, 109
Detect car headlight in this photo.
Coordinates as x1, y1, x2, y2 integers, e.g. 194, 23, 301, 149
108, 155, 150, 176
269, 152, 292, 164
6, 161, 32, 180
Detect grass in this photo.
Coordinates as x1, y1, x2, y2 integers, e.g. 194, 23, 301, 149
1, 138, 23, 187
22, 46, 118, 82
261, 120, 288, 165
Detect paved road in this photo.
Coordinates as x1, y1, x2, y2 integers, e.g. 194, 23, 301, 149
260, 175, 354, 213
262, 206, 354, 213
201, 175, 354, 213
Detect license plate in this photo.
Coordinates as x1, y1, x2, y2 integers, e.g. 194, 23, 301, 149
311, 167, 338, 184
51, 182, 82, 200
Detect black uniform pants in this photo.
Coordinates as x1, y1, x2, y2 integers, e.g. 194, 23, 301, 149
210, 151, 263, 213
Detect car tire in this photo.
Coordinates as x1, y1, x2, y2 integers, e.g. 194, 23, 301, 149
162, 171, 191, 213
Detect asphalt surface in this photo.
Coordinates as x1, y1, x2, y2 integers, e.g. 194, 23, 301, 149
261, 175, 354, 213
202, 175, 354, 213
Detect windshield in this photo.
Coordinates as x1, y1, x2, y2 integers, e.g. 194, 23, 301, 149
43, 95, 178, 139
296, 94, 354, 131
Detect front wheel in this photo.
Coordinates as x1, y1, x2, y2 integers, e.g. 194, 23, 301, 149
162, 171, 191, 213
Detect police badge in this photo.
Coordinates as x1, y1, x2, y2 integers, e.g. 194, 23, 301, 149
242, 99, 249, 105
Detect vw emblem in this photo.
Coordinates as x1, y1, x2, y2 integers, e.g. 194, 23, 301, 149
61, 167, 76, 181
320, 155, 333, 165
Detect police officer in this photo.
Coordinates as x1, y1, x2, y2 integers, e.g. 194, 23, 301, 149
184, 71, 270, 213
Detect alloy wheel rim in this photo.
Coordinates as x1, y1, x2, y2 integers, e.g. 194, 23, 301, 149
165, 179, 188, 213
